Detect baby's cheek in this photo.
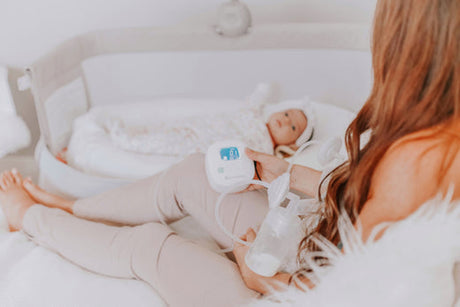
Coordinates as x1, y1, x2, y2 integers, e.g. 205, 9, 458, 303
277, 131, 291, 145
288, 131, 300, 144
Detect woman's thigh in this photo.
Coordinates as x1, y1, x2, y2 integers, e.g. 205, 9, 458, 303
74, 153, 269, 248
157, 153, 269, 248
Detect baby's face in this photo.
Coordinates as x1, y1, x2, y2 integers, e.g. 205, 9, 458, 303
266, 109, 307, 146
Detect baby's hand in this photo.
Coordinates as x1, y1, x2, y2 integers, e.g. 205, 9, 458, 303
243, 148, 289, 191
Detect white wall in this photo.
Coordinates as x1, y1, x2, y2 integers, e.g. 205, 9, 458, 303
1, 0, 377, 68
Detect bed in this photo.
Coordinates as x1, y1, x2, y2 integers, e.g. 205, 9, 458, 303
1, 23, 374, 306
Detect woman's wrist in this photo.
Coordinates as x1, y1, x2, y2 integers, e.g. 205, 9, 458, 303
289, 164, 322, 198
251, 272, 314, 294
248, 272, 291, 294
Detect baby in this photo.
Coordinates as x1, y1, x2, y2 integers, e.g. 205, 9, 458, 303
264, 99, 315, 157
106, 87, 315, 158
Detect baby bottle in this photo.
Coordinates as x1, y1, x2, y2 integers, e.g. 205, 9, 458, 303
245, 205, 302, 277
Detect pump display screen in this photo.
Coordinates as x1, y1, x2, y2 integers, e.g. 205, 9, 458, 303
220, 147, 240, 161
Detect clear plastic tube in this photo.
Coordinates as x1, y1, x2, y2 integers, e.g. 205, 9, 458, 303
215, 179, 270, 252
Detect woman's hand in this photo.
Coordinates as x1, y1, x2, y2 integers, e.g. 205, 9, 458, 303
244, 148, 289, 191
233, 228, 292, 294
245, 147, 323, 200
233, 228, 266, 293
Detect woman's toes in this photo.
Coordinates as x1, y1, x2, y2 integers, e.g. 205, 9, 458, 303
5, 172, 15, 187
22, 177, 33, 187
2, 171, 13, 188
0, 172, 6, 191
0, 170, 25, 191
0, 185, 36, 231
23, 179, 39, 192
11, 169, 23, 184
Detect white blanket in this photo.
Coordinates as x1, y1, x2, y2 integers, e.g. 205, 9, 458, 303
66, 99, 355, 180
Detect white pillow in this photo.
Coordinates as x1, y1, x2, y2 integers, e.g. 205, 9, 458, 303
0, 113, 30, 158
286, 101, 356, 170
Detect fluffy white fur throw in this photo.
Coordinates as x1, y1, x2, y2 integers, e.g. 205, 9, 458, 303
250, 190, 460, 307
0, 113, 30, 157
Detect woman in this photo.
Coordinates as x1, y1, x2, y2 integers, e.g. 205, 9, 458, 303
0, 0, 459, 305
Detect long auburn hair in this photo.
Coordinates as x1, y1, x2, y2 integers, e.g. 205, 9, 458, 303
299, 0, 460, 255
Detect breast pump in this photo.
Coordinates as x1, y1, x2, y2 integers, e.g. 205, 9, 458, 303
205, 137, 342, 277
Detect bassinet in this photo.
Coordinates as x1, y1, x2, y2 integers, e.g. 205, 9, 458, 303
25, 23, 372, 199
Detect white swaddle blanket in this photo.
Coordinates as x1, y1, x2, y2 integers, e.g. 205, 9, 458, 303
106, 100, 274, 157
65, 81, 356, 181
66, 83, 279, 179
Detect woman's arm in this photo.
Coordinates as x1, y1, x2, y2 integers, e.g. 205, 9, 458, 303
290, 164, 322, 197
245, 148, 322, 198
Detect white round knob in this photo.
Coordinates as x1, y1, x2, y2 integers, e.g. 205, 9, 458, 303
215, 0, 252, 37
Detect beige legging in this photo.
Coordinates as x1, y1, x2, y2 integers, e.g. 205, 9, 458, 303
22, 153, 270, 307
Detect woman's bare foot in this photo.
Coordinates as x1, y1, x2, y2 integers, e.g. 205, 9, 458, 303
0, 169, 36, 232
23, 178, 74, 214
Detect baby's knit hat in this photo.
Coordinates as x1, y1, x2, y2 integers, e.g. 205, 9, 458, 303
263, 97, 315, 146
